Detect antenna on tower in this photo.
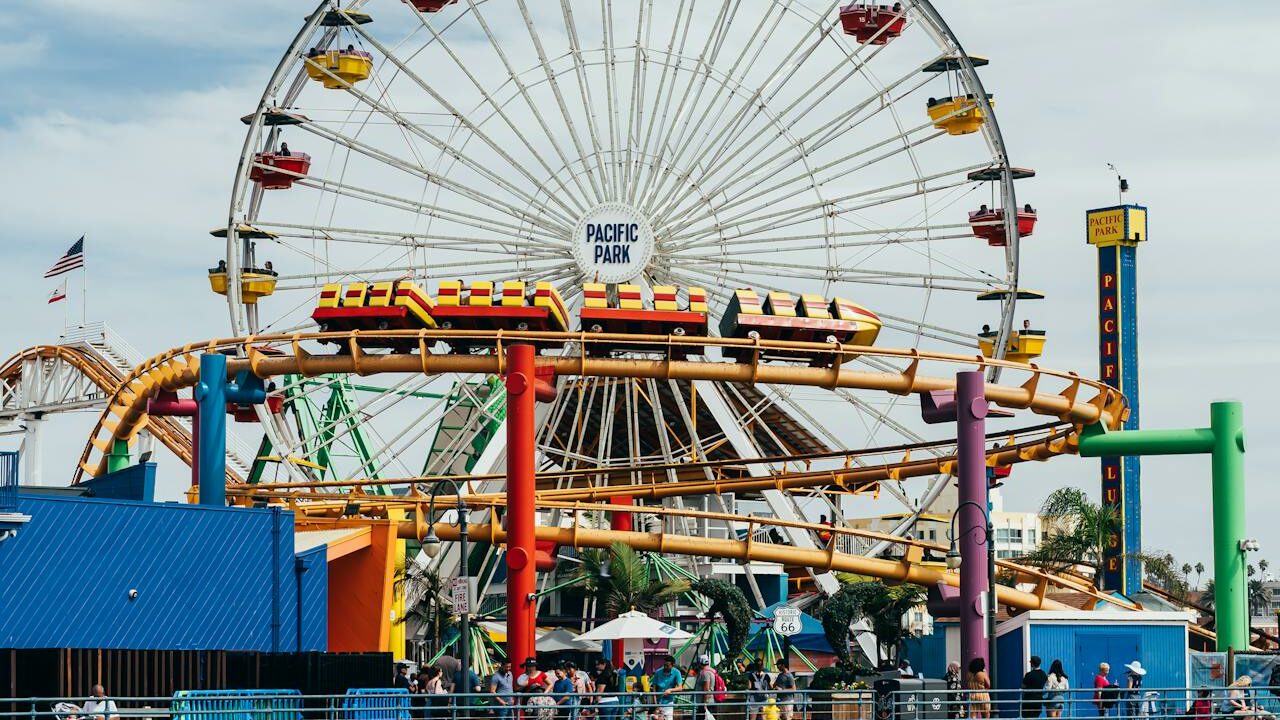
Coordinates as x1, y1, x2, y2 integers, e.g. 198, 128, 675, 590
1107, 163, 1129, 204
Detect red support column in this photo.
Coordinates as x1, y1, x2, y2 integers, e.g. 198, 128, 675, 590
505, 343, 537, 665
608, 495, 633, 661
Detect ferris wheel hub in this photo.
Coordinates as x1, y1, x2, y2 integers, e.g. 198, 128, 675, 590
570, 202, 656, 285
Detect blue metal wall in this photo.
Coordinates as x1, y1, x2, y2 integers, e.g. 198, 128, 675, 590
901, 626, 948, 680
997, 620, 1186, 716
996, 628, 1025, 691
296, 545, 328, 651
0, 494, 325, 651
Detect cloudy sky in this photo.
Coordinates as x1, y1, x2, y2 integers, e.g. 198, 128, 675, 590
1, 1, 1277, 573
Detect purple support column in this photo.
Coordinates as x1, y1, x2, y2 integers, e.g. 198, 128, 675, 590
956, 370, 990, 672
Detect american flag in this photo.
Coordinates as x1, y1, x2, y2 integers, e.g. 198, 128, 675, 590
44, 237, 85, 278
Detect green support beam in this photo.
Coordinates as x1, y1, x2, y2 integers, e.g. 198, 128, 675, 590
1078, 400, 1247, 651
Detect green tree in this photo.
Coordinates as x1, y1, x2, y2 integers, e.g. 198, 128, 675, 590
691, 578, 751, 670
820, 580, 926, 668
1019, 487, 1120, 581
1021, 487, 1181, 593
1182, 563, 1193, 581
1194, 562, 1205, 589
398, 562, 456, 656
566, 542, 690, 618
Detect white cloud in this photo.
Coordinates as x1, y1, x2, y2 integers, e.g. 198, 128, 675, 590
0, 35, 48, 67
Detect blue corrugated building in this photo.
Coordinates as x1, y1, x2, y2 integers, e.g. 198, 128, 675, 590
995, 610, 1192, 715
0, 491, 327, 651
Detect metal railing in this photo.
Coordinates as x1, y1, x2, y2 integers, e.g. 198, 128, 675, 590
6, 688, 1280, 720
0, 450, 17, 512
882, 685, 1280, 720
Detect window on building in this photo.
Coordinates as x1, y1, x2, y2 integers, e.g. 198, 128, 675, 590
995, 528, 1023, 543
996, 550, 1017, 559
1027, 528, 1037, 545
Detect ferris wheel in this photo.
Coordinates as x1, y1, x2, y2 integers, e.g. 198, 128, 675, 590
220, 0, 1030, 542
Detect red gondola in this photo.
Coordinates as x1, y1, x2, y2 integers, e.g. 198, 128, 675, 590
403, 0, 456, 12
968, 206, 1037, 247
838, 3, 907, 45
249, 151, 311, 190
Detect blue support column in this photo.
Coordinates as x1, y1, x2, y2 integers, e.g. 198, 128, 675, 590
196, 353, 228, 507
195, 353, 266, 507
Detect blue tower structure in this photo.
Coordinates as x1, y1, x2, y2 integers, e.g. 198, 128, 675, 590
1086, 203, 1148, 594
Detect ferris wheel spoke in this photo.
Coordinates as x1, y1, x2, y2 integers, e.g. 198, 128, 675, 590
671, 259, 999, 294
272, 255, 568, 290
338, 21, 588, 224
668, 224, 975, 256
665, 60, 933, 226
668, 1, 888, 187
291, 173, 571, 245
555, 0, 614, 202
627, 0, 694, 207
665, 163, 983, 248
876, 311, 979, 347
631, 0, 738, 209
456, 1, 605, 210
619, 0, 652, 205
659, 120, 949, 241
294, 120, 575, 236
599, 0, 625, 199
261, 230, 567, 257
644, 1, 849, 221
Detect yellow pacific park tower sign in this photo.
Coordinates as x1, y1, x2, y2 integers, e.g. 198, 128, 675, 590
1086, 204, 1147, 593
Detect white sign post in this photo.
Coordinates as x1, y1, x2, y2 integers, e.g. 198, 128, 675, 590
773, 606, 802, 637
451, 576, 470, 615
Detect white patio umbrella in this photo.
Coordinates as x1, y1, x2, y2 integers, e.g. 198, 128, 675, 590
538, 627, 603, 653
577, 611, 693, 641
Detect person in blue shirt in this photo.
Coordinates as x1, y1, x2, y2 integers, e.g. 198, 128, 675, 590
650, 655, 684, 720
552, 666, 577, 720
453, 666, 483, 719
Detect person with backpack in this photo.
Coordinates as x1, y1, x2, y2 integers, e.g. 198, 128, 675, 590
747, 661, 772, 720
691, 655, 718, 720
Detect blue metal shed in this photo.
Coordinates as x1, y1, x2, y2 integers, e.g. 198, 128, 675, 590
994, 610, 1193, 715
0, 493, 327, 651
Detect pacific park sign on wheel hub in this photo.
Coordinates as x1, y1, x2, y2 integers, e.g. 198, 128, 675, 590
571, 202, 656, 285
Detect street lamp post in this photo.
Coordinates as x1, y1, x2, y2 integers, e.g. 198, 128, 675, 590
422, 480, 471, 689
1240, 538, 1260, 647
946, 500, 998, 675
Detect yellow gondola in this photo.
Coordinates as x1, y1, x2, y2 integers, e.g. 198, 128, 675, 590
207, 265, 278, 304
978, 328, 1046, 363
927, 94, 993, 136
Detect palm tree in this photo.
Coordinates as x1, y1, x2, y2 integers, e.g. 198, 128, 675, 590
398, 561, 455, 657
1019, 487, 1120, 581
566, 541, 690, 618
1195, 562, 1205, 589
1260, 559, 1271, 579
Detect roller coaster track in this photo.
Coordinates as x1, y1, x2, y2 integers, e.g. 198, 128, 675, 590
0, 345, 243, 484
74, 329, 1126, 481
59, 328, 1143, 618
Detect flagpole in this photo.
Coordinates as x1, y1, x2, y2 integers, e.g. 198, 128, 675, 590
80, 261, 87, 328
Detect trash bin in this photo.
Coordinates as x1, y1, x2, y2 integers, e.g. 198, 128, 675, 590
873, 679, 948, 720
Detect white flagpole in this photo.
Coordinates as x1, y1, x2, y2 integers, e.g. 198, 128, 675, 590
62, 282, 69, 333
80, 257, 87, 328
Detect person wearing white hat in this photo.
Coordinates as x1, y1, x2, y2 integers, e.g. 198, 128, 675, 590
1123, 661, 1146, 717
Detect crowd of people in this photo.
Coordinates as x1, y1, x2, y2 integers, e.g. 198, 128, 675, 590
394, 654, 797, 720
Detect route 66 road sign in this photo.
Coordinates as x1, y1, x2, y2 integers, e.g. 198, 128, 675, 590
773, 606, 802, 636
